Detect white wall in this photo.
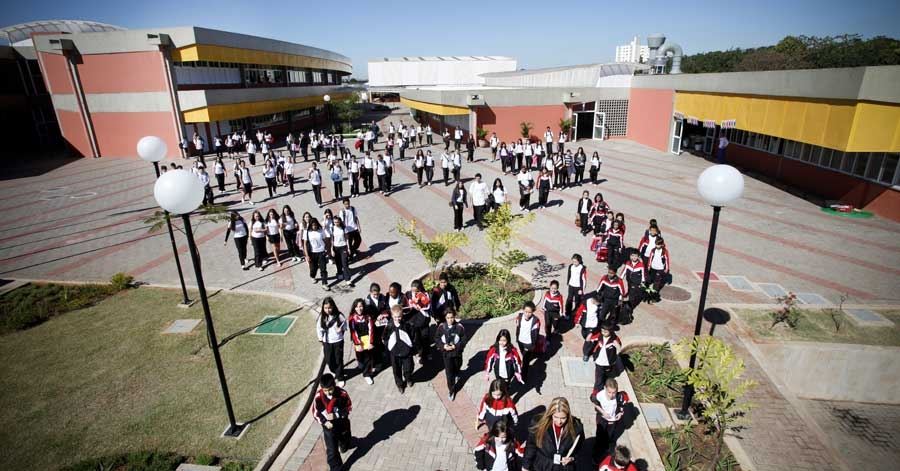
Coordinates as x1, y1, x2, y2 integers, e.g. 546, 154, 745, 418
368, 59, 517, 87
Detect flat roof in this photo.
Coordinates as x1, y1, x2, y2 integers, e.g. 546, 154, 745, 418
372, 55, 515, 62
481, 62, 647, 78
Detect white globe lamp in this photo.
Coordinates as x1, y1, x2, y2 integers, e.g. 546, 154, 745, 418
137, 135, 168, 162
697, 165, 744, 207
323, 94, 331, 103
153, 169, 204, 215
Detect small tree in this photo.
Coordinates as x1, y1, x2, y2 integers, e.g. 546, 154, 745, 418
397, 219, 469, 282
333, 91, 362, 133
476, 127, 488, 140
483, 204, 535, 281
559, 118, 573, 136
673, 336, 755, 471
519, 121, 533, 139
769, 291, 800, 328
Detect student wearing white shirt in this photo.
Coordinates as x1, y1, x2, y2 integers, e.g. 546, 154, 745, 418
263, 161, 278, 198
331, 217, 353, 286
383, 153, 394, 191
558, 130, 567, 154
349, 157, 360, 197
489, 133, 499, 161
440, 151, 451, 185
513, 140, 524, 172
517, 167, 533, 212
214, 136, 223, 158
523, 140, 534, 170
450, 181, 468, 231
544, 127, 554, 156
316, 298, 347, 383
375, 154, 388, 194
213, 157, 226, 192
451, 151, 462, 184
304, 218, 331, 290
469, 173, 489, 230
362, 153, 374, 193
265, 208, 284, 267
284, 159, 295, 195
330, 163, 344, 200
364, 129, 375, 152
474, 419, 523, 471
340, 198, 362, 259
246, 140, 257, 166
239, 160, 254, 204
249, 210, 267, 270
443, 130, 451, 151
308, 162, 323, 207
223, 211, 251, 270
197, 165, 213, 206
413, 150, 425, 187
490, 178, 507, 211
424, 150, 435, 185
281, 205, 302, 262
425, 124, 433, 146
453, 128, 463, 151
589, 151, 602, 184
416, 125, 424, 147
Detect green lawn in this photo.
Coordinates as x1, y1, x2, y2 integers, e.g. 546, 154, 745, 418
0, 286, 319, 470
737, 308, 900, 346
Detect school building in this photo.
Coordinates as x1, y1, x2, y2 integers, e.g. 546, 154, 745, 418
1, 20, 353, 159
383, 64, 900, 221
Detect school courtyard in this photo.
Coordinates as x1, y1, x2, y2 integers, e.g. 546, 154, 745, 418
1, 105, 899, 470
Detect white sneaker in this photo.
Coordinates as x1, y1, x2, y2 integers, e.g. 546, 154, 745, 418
365, 377, 374, 385
259, 267, 264, 271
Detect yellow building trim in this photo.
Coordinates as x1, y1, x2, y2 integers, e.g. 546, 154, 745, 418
182, 93, 353, 123
171, 45, 352, 74
674, 92, 900, 152
400, 97, 470, 116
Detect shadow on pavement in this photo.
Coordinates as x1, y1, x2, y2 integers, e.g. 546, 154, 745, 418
342, 405, 421, 469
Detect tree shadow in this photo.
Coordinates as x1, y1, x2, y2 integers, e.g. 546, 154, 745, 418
343, 406, 421, 468
350, 258, 393, 286
357, 241, 397, 262
529, 255, 566, 285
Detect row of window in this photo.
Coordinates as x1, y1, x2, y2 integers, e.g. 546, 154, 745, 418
723, 128, 899, 187
226, 105, 325, 132
173, 61, 342, 86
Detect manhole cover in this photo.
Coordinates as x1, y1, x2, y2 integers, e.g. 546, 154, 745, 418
660, 285, 691, 302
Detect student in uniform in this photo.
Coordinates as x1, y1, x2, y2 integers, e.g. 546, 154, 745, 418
491, 178, 508, 211
484, 329, 523, 386
490, 133, 499, 162
517, 167, 533, 212
522, 397, 585, 471
573, 147, 586, 184
304, 218, 331, 291
232, 159, 242, 192
591, 195, 610, 236
605, 220, 625, 269
498, 143, 511, 174
454, 128, 463, 151
440, 150, 452, 184
574, 294, 602, 361
514, 301, 542, 382
223, 211, 251, 270
466, 134, 476, 162
577, 190, 593, 236
430, 272, 461, 325
308, 162, 323, 207
599, 446, 640, 471
597, 266, 627, 324
316, 297, 347, 386
539, 280, 565, 338
450, 181, 468, 232
513, 140, 524, 172
646, 237, 670, 303
477, 379, 519, 431
340, 198, 362, 259
265, 209, 284, 267
426, 124, 433, 146
469, 173, 489, 230
474, 418, 524, 471
330, 162, 344, 200
543, 127, 554, 156
524, 139, 535, 170
214, 157, 226, 192
638, 225, 661, 268
280, 205, 301, 262
311, 373, 353, 471
425, 150, 435, 185
537, 168, 552, 209
246, 139, 257, 166
589, 151, 602, 184
375, 154, 388, 194
591, 378, 630, 461
331, 217, 352, 287
451, 150, 463, 184
348, 298, 376, 385
588, 322, 621, 390
443, 129, 451, 151
348, 156, 360, 197
406, 280, 432, 363
620, 251, 646, 320
284, 159, 295, 195
413, 150, 425, 187
249, 210, 267, 270
435, 307, 467, 400
558, 130, 567, 154
565, 254, 587, 317
364, 283, 390, 368
197, 164, 213, 205
383, 304, 416, 393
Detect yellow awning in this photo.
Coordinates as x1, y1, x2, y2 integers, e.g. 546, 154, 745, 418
182, 93, 353, 123
400, 97, 469, 116
172, 44, 352, 74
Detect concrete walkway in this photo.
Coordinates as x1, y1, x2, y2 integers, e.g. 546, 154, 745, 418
2, 104, 898, 471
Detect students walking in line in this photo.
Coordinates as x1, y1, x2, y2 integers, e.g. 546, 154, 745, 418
232, 159, 242, 191
265, 209, 284, 267
311, 373, 353, 471
638, 224, 661, 268
474, 418, 524, 471
558, 129, 567, 154
414, 150, 425, 187
477, 379, 519, 431
281, 205, 301, 262
588, 322, 621, 390
249, 210, 267, 270
246, 139, 257, 166
517, 167, 533, 212
435, 308, 466, 400
340, 198, 362, 259
514, 301, 542, 382
539, 280, 565, 338
223, 211, 251, 270
383, 304, 416, 393
406, 280, 432, 364
522, 397, 585, 471
364, 283, 391, 368
450, 181, 468, 231
348, 156, 360, 197
514, 139, 524, 172
304, 218, 331, 291
375, 154, 388, 194
574, 294, 602, 360
490, 133, 499, 161
331, 217, 352, 286
484, 329, 523, 386
349, 298, 376, 385
591, 194, 611, 236
544, 127, 554, 156
524, 139, 534, 170
605, 220, 625, 268
197, 164, 213, 206
645, 237, 671, 303
574, 147, 586, 184
498, 143, 511, 174
308, 162, 323, 207
284, 158, 296, 195
316, 297, 347, 386
384, 152, 394, 192
466, 134, 476, 162
454, 128, 463, 151
597, 265, 627, 324
576, 190, 593, 236
239, 161, 254, 204
591, 378, 630, 461
330, 162, 344, 200
620, 251, 646, 321
469, 173, 489, 230
451, 150, 463, 183
362, 153, 374, 193
565, 254, 587, 317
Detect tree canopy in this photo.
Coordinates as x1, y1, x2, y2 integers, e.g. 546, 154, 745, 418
680, 34, 900, 73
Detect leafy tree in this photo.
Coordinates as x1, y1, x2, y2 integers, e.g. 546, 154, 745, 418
332, 92, 362, 133
397, 219, 469, 281
483, 204, 535, 281
673, 336, 756, 471
519, 121, 533, 139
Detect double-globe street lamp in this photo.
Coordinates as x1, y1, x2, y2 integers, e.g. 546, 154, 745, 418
136, 136, 192, 307
675, 164, 745, 420
153, 169, 246, 438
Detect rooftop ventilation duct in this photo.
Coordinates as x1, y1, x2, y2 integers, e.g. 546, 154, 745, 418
646, 33, 682, 74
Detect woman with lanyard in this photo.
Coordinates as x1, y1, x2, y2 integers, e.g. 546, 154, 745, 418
491, 178, 507, 211
239, 160, 254, 205
316, 297, 347, 387
425, 150, 435, 186
249, 210, 267, 271
263, 160, 278, 198
522, 397, 584, 471
450, 181, 468, 232
223, 211, 251, 270
413, 150, 425, 187
331, 216, 352, 287
517, 167, 534, 212
213, 157, 226, 193
281, 205, 301, 262
308, 162, 323, 208
304, 217, 331, 291
265, 209, 284, 267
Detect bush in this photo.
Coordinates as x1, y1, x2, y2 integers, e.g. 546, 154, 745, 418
435, 264, 532, 319
194, 454, 216, 466
770, 292, 800, 329
110, 272, 134, 291
221, 462, 255, 471
62, 451, 184, 471
0, 281, 127, 335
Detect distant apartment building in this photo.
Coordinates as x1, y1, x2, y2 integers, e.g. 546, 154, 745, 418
615, 36, 649, 63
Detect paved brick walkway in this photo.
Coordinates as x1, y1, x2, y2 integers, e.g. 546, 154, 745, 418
2, 104, 899, 471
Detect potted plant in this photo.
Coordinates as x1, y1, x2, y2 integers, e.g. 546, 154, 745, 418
519, 121, 533, 141
559, 118, 573, 140
476, 127, 489, 147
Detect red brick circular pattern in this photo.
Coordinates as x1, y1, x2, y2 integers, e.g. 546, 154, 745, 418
660, 285, 692, 302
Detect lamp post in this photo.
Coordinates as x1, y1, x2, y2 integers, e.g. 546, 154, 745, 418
153, 169, 246, 438
137, 136, 192, 307
675, 164, 744, 421
323, 94, 332, 133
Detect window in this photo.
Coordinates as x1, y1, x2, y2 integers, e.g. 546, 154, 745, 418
828, 151, 844, 169
814, 148, 830, 166
783, 140, 796, 158
841, 153, 855, 173
768, 137, 782, 154
312, 71, 323, 83
881, 153, 899, 185
865, 153, 884, 180
852, 152, 868, 176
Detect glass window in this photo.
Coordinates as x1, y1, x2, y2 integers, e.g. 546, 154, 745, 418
852, 152, 868, 176
841, 153, 855, 173
783, 140, 794, 158
866, 153, 884, 180
768, 137, 781, 154
800, 145, 812, 162
828, 151, 844, 169
880, 153, 898, 185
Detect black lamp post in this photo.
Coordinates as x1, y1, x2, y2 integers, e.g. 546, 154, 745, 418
153, 168, 245, 438
137, 136, 192, 306
675, 164, 744, 421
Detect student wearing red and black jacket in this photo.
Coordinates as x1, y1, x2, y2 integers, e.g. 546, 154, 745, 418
620, 252, 646, 314
574, 294, 602, 360
597, 266, 627, 324
590, 378, 631, 461
311, 373, 353, 471
477, 379, 519, 431
577, 190, 593, 236
348, 299, 376, 385
539, 280, 565, 338
406, 279, 432, 364
514, 301, 543, 381
637, 225, 661, 267
565, 254, 588, 317
605, 220, 625, 268
435, 308, 466, 401
484, 329, 523, 386
588, 322, 621, 391
363, 283, 390, 369
431, 272, 461, 324
646, 237, 671, 303
474, 418, 524, 471
599, 446, 640, 471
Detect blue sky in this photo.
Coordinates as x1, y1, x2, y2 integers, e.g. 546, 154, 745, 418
4, 0, 899, 78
